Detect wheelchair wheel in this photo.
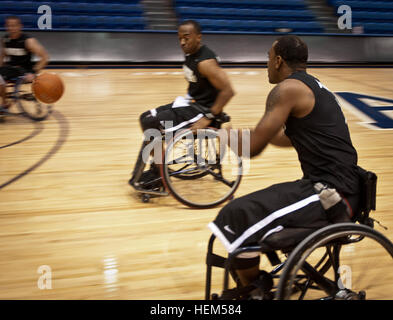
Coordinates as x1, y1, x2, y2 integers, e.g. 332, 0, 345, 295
14, 80, 51, 121
162, 128, 242, 209
276, 223, 393, 300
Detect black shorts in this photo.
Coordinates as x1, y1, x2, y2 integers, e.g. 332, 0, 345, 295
140, 98, 205, 133
0, 66, 29, 82
208, 179, 332, 254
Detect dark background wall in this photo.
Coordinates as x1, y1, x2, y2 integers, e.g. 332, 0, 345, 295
1, 31, 392, 64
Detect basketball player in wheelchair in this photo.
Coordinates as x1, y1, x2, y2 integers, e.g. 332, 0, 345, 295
0, 15, 49, 119
129, 20, 236, 202
205, 35, 393, 300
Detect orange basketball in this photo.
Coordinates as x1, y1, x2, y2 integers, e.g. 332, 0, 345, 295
32, 72, 64, 104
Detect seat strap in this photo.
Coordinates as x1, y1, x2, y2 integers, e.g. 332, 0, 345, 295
206, 253, 226, 268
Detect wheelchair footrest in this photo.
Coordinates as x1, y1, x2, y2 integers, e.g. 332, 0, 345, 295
217, 271, 274, 300
219, 285, 255, 300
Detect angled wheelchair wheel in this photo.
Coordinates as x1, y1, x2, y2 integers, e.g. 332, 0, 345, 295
14, 79, 51, 121
276, 223, 393, 300
162, 128, 242, 209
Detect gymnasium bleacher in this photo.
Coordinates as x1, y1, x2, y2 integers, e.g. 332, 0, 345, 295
174, 0, 324, 33
0, 0, 392, 35
0, 0, 147, 31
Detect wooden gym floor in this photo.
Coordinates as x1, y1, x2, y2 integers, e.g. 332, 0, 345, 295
0, 67, 392, 299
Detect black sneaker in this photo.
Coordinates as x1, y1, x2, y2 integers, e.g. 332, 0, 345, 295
129, 164, 163, 190
247, 270, 274, 300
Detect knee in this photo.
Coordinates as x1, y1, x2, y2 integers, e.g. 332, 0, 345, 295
221, 197, 244, 215
139, 111, 150, 128
139, 110, 160, 131
216, 198, 243, 223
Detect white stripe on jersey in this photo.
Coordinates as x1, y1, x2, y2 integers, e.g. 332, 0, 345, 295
208, 194, 320, 253
5, 48, 27, 56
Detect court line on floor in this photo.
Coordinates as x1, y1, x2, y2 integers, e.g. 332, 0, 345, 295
0, 110, 70, 190
0, 120, 44, 150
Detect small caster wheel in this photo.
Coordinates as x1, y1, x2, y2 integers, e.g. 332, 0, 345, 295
211, 293, 219, 300
142, 194, 150, 203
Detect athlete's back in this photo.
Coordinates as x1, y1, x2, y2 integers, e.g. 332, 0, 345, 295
285, 70, 359, 195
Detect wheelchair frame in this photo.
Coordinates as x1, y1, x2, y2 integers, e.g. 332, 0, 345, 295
205, 169, 393, 300
131, 113, 243, 208
2, 76, 52, 121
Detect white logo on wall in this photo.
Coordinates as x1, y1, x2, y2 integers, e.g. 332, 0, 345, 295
37, 265, 52, 290
183, 65, 197, 83
37, 5, 52, 30
337, 5, 352, 30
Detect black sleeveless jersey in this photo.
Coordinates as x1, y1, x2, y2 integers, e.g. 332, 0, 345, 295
284, 71, 360, 195
183, 45, 219, 107
3, 33, 34, 72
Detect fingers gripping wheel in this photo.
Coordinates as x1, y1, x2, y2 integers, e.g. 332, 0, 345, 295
161, 128, 242, 209
189, 102, 231, 129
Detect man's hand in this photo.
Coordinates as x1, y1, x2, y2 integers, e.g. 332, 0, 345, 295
24, 73, 35, 83
190, 117, 212, 131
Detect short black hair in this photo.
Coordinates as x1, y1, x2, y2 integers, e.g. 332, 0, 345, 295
178, 20, 202, 34
273, 35, 308, 69
5, 15, 22, 23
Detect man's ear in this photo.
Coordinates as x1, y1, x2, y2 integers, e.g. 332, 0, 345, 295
275, 55, 283, 70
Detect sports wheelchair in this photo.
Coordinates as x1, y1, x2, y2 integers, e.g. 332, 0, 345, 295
1, 76, 51, 121
205, 169, 393, 300
131, 109, 243, 209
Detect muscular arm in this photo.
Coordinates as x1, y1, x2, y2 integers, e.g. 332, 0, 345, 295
248, 83, 293, 157
270, 127, 292, 147
227, 79, 308, 157
198, 58, 235, 115
25, 37, 49, 73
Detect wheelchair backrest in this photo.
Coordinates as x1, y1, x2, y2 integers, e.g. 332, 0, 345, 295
357, 166, 377, 220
